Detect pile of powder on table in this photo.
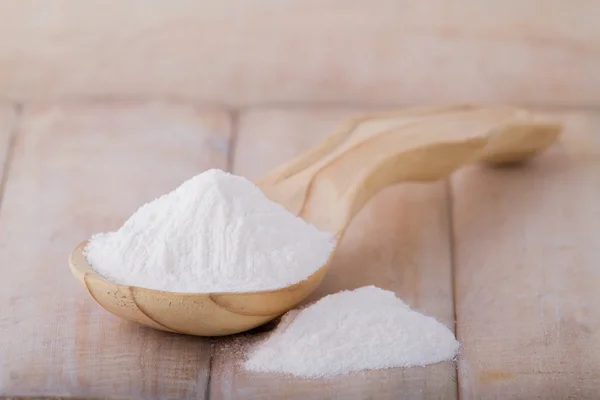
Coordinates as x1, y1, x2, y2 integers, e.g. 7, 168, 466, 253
84, 169, 335, 293
244, 286, 459, 378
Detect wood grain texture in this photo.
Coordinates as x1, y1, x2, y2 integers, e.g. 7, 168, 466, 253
0, 106, 17, 182
210, 109, 457, 399
0, 103, 231, 398
0, 1, 598, 107
452, 111, 600, 399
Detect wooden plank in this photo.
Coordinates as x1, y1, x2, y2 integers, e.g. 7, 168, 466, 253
0, 106, 17, 183
0, 103, 231, 398
210, 108, 457, 399
0, 1, 599, 107
452, 111, 600, 399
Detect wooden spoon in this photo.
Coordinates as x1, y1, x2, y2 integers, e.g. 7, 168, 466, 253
69, 105, 562, 336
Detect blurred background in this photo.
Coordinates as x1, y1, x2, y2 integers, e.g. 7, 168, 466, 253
1, 0, 597, 107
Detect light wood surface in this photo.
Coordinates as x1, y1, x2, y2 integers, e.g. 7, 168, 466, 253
210, 108, 458, 399
1, 1, 598, 107
0, 104, 230, 398
0, 105, 598, 399
452, 111, 600, 399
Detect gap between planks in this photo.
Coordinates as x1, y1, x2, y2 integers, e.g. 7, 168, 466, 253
0, 104, 21, 215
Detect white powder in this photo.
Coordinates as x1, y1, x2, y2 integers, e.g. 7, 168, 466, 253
244, 286, 459, 378
84, 169, 335, 293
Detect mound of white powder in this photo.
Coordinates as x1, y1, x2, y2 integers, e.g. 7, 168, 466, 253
244, 286, 459, 378
84, 169, 335, 293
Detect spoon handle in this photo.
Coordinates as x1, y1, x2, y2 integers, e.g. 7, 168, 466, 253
257, 106, 562, 233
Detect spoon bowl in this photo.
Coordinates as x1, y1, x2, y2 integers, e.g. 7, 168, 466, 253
69, 241, 335, 336
69, 105, 562, 336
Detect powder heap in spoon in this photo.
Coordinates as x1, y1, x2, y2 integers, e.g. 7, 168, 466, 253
84, 169, 335, 293
245, 286, 460, 378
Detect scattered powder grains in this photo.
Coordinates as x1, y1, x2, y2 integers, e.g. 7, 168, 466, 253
84, 169, 335, 293
244, 286, 460, 378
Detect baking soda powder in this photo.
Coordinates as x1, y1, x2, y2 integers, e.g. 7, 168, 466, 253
84, 169, 335, 293
244, 286, 460, 378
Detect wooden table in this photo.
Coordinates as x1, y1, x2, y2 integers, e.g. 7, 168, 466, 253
0, 104, 598, 399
